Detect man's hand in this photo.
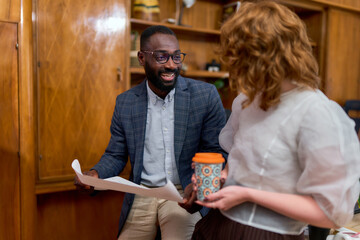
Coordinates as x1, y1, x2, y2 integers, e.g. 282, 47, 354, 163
74, 169, 99, 194
178, 183, 202, 214
220, 163, 228, 188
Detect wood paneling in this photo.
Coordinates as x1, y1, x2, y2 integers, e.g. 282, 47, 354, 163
325, 8, 360, 104
329, 0, 360, 8
37, 191, 125, 240
312, 0, 360, 10
35, 0, 129, 181
0, 22, 20, 240
0, 0, 20, 22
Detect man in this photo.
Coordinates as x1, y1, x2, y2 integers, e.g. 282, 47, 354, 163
75, 25, 226, 240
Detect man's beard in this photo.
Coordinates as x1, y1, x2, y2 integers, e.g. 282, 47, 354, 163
144, 63, 180, 92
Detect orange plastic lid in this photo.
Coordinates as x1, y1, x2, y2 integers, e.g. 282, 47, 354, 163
192, 152, 225, 164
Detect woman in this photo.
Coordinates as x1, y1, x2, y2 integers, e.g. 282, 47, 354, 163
192, 1, 360, 240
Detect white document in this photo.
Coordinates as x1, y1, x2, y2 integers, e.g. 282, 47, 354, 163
71, 159, 183, 202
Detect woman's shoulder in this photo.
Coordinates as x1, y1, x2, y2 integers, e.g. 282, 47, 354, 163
298, 89, 357, 143
231, 93, 247, 111
301, 90, 349, 121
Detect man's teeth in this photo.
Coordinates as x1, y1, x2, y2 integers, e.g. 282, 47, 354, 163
162, 73, 174, 77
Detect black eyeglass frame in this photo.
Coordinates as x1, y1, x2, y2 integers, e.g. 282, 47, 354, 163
140, 50, 186, 64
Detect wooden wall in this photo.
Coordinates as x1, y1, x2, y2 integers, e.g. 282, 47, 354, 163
0, 21, 20, 240
0, 0, 359, 240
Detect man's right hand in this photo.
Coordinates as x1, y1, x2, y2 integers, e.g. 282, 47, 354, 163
74, 170, 99, 194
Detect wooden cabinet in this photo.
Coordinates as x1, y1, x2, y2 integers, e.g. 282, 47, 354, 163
0, 0, 20, 21
325, 8, 360, 104
0, 21, 20, 240
281, 0, 360, 104
37, 191, 124, 240
34, 0, 131, 186
33, 1, 132, 239
260, 0, 360, 105
278, 0, 327, 88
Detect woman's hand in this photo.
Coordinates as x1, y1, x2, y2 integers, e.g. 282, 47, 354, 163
195, 185, 249, 211
197, 185, 337, 229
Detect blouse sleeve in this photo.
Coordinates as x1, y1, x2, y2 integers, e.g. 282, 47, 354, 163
296, 97, 360, 227
219, 94, 245, 153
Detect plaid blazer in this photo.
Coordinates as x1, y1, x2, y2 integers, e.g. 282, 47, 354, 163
92, 75, 227, 235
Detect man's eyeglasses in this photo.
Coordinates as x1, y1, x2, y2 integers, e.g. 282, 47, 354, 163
141, 50, 186, 64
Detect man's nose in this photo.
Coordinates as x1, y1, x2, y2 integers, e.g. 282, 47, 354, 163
164, 56, 178, 69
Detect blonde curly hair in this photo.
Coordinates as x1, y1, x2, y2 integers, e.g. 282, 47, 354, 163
220, 1, 320, 110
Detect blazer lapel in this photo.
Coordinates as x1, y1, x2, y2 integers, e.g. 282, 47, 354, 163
174, 76, 190, 165
132, 81, 148, 182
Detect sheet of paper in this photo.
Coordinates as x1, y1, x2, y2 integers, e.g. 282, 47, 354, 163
72, 159, 183, 202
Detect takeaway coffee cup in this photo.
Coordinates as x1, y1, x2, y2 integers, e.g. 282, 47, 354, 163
193, 153, 225, 201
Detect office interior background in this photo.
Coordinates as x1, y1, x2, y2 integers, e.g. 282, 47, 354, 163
1, 0, 360, 239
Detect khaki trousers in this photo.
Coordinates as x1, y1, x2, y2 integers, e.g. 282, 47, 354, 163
118, 186, 202, 240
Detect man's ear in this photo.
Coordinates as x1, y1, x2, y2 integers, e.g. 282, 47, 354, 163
138, 51, 145, 66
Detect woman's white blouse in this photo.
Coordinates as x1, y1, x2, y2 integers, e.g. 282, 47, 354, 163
219, 88, 360, 235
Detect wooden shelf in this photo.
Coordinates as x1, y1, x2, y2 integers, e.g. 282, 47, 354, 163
36, 180, 76, 194
130, 18, 221, 37
130, 67, 145, 74
131, 18, 316, 47
183, 70, 229, 79
130, 67, 228, 79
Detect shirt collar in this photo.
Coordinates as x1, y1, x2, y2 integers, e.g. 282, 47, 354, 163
146, 80, 175, 105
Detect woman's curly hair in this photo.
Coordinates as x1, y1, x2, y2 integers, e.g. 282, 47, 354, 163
220, 1, 320, 111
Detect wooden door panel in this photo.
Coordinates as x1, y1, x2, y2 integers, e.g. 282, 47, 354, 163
0, 0, 20, 21
0, 22, 20, 240
36, 0, 128, 180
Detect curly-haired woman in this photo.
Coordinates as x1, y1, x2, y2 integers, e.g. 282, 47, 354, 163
191, 1, 360, 240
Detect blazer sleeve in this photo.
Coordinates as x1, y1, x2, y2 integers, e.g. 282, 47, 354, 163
91, 95, 129, 179
198, 84, 228, 156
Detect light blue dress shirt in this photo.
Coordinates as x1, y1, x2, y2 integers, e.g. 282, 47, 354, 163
141, 81, 181, 187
